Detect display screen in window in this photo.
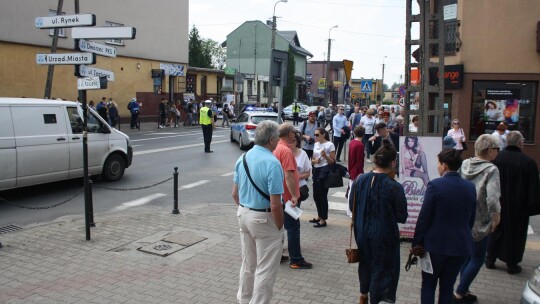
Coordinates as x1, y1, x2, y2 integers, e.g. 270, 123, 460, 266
471, 81, 536, 143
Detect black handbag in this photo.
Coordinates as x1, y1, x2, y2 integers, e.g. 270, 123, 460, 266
460, 129, 468, 151
324, 166, 344, 188
299, 185, 309, 201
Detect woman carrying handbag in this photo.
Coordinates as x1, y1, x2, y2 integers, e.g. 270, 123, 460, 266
447, 119, 467, 154
310, 127, 336, 228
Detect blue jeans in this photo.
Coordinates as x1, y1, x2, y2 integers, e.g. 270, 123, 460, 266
422, 253, 466, 304
456, 236, 489, 295
284, 202, 303, 263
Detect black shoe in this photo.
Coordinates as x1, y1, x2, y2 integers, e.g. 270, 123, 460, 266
485, 258, 496, 269
280, 255, 289, 263
308, 218, 320, 223
453, 292, 477, 303
507, 264, 522, 274
290, 259, 313, 269
205, 150, 214, 153
313, 222, 327, 228
336, 159, 342, 163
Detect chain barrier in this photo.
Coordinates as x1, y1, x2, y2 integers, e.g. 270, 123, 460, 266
93, 176, 174, 191
0, 187, 84, 210
0, 176, 174, 210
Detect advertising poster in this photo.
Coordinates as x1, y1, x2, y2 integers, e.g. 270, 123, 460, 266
398, 136, 442, 238
482, 89, 521, 133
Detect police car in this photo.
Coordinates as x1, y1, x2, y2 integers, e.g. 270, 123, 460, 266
230, 107, 281, 150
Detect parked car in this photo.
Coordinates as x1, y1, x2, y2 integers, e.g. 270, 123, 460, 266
521, 264, 540, 303
230, 108, 282, 150
283, 103, 308, 121
0, 98, 133, 190
300, 106, 322, 120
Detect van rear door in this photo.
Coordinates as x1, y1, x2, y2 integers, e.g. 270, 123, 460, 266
12, 105, 70, 187
0, 105, 16, 189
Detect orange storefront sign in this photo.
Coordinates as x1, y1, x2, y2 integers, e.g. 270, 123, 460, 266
410, 68, 420, 85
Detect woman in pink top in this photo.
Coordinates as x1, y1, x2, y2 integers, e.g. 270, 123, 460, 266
447, 119, 466, 154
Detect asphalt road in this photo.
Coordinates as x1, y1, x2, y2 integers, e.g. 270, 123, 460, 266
0, 125, 243, 228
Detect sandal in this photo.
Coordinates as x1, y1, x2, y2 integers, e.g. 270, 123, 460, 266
309, 218, 320, 223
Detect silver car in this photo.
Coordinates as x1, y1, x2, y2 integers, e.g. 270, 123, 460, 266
521, 265, 540, 303
283, 103, 308, 121
230, 109, 281, 150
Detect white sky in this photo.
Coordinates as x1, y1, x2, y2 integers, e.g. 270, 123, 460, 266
190, 0, 418, 86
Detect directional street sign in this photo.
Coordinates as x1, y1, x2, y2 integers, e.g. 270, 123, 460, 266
77, 76, 107, 90
35, 14, 96, 29
78, 39, 117, 57
76, 65, 115, 81
72, 27, 136, 40
399, 85, 407, 96
36, 53, 96, 65
360, 80, 373, 93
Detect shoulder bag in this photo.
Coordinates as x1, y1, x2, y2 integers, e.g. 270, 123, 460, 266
242, 153, 270, 201
460, 129, 468, 151
324, 165, 344, 188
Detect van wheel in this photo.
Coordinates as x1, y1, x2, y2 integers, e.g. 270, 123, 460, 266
102, 154, 125, 181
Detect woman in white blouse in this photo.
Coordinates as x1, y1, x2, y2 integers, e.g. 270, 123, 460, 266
310, 127, 336, 228
447, 119, 466, 154
293, 131, 312, 204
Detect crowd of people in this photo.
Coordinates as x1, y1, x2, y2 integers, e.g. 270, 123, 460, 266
230, 102, 539, 304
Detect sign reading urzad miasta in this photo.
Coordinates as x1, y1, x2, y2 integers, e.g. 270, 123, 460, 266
36, 53, 96, 65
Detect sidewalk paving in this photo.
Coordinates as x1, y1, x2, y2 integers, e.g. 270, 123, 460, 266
1, 198, 538, 303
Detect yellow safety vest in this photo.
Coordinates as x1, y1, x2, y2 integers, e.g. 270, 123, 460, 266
292, 105, 300, 113
200, 106, 212, 125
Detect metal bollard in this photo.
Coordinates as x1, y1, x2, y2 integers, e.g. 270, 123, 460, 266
88, 179, 96, 227
172, 167, 179, 214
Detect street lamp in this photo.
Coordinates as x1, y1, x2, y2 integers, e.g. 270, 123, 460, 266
325, 25, 338, 106
269, 0, 287, 113
381, 56, 387, 103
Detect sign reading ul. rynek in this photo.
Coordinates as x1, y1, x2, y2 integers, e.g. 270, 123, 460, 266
428, 64, 464, 89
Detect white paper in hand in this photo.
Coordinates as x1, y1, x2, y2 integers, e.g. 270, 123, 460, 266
420, 252, 433, 274
284, 201, 303, 220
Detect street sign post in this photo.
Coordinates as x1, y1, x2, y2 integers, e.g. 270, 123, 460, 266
77, 76, 107, 90
35, 14, 96, 29
36, 53, 96, 65
72, 27, 136, 40
78, 39, 117, 57
76, 65, 115, 81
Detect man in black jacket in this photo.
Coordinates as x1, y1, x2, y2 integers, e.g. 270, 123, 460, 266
370, 122, 400, 175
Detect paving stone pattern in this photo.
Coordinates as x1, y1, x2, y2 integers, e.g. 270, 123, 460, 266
0, 202, 538, 303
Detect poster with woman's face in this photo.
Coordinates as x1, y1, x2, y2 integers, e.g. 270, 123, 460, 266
484, 99, 519, 123
398, 136, 442, 238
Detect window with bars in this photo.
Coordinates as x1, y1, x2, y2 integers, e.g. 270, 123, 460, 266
429, 20, 462, 56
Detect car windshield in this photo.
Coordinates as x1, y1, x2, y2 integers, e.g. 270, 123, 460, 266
251, 116, 280, 124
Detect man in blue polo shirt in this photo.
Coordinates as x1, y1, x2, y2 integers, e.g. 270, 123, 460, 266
232, 120, 284, 304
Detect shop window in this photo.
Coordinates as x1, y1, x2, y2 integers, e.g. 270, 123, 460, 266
470, 81, 537, 143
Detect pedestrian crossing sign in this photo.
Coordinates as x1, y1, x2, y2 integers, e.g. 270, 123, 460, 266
361, 80, 372, 93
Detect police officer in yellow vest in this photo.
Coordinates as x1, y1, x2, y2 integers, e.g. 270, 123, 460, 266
200, 100, 216, 153
292, 102, 301, 126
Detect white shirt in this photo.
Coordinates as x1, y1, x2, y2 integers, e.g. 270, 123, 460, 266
313, 141, 336, 168
294, 149, 311, 187
360, 115, 376, 135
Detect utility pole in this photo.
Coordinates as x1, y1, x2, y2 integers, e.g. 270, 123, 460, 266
325, 25, 338, 106
43, 0, 64, 99
404, 0, 445, 136
269, 0, 287, 113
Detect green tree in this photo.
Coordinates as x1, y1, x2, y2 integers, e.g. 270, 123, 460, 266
283, 49, 296, 107
189, 26, 212, 68
189, 26, 226, 69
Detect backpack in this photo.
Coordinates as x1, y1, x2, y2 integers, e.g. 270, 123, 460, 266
223, 105, 230, 114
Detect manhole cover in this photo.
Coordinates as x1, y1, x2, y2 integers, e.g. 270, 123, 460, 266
137, 241, 186, 257
163, 233, 207, 246
0, 224, 22, 234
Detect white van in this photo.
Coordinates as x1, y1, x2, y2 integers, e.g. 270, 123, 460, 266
0, 98, 133, 191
